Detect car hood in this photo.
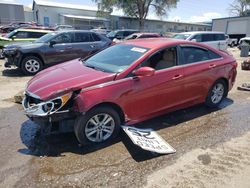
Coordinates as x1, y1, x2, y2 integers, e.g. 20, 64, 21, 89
26, 59, 116, 101
0, 36, 11, 41
4, 42, 43, 49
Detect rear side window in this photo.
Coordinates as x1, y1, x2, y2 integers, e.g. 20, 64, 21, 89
28, 32, 46, 38
214, 34, 225, 41
91, 33, 101, 41
181, 46, 221, 64
139, 35, 159, 38
73, 32, 92, 43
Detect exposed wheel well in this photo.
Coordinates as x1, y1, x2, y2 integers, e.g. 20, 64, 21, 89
20, 53, 44, 67
88, 102, 125, 124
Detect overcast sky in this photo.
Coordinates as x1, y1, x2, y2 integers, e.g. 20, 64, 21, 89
0, 0, 235, 22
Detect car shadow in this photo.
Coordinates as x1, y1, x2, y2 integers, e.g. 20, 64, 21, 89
2, 68, 27, 77
18, 98, 234, 161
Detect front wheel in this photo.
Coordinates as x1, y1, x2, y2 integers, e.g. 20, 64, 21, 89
205, 80, 228, 108
74, 107, 121, 145
21, 56, 43, 75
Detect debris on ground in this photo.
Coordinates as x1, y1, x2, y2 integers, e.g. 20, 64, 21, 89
14, 90, 24, 104
238, 83, 250, 91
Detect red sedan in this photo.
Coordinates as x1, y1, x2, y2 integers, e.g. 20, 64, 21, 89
23, 38, 237, 145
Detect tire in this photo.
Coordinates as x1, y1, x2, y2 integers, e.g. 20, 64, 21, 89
74, 106, 121, 145
21, 56, 43, 75
205, 79, 228, 108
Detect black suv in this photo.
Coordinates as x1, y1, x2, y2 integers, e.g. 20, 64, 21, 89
3, 30, 111, 75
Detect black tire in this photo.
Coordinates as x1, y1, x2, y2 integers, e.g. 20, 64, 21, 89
21, 56, 43, 75
205, 79, 228, 108
74, 106, 121, 145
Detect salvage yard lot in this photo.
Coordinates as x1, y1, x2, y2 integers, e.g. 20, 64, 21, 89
0, 48, 250, 187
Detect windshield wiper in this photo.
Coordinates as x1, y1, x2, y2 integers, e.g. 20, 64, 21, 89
85, 64, 96, 70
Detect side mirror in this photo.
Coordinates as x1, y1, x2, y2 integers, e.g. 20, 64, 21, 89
49, 40, 56, 47
133, 67, 155, 77
11, 36, 16, 41
116, 35, 123, 40
191, 39, 197, 42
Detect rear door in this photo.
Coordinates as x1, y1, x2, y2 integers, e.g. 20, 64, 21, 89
179, 45, 224, 103
71, 32, 100, 59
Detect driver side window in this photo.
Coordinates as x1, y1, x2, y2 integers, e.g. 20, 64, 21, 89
142, 47, 177, 71
53, 33, 72, 44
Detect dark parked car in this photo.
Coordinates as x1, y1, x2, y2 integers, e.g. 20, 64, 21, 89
106, 29, 139, 40
3, 30, 112, 75
23, 38, 237, 145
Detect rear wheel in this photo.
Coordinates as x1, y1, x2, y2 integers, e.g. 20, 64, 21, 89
74, 106, 121, 145
205, 80, 228, 108
21, 56, 43, 75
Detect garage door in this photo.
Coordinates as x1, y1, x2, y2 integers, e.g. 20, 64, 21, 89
227, 20, 248, 35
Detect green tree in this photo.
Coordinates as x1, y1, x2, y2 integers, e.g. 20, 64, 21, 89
94, 0, 179, 30
229, 0, 250, 16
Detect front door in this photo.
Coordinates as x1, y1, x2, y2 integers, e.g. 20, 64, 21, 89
123, 47, 186, 120
44, 32, 76, 64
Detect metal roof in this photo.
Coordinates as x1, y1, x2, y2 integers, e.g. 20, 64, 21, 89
61, 14, 109, 21
33, 0, 98, 11
0, 1, 23, 6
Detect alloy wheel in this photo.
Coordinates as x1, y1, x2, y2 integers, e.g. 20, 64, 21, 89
211, 83, 224, 104
85, 113, 115, 142
25, 59, 40, 73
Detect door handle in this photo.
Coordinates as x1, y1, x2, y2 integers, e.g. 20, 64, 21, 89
172, 74, 183, 80
90, 45, 96, 48
209, 64, 216, 68
66, 46, 73, 49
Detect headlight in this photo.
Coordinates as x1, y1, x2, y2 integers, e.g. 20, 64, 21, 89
3, 48, 17, 55
23, 92, 72, 117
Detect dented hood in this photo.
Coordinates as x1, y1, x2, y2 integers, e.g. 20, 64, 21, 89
26, 59, 116, 101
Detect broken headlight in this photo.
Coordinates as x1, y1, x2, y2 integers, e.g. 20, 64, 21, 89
23, 92, 72, 117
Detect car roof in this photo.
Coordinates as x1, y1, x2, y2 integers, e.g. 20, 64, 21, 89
122, 38, 210, 49
177, 31, 225, 35
132, 32, 160, 36
16, 28, 52, 33
55, 30, 95, 34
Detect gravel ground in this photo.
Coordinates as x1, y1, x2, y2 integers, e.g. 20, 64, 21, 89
0, 47, 249, 188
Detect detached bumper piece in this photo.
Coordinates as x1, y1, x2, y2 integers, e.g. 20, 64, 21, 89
242, 59, 250, 70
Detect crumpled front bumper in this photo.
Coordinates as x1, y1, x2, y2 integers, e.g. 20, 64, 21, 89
22, 92, 78, 122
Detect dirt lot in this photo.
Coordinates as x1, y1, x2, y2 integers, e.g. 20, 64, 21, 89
0, 48, 249, 188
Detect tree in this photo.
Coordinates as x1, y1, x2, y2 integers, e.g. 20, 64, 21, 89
229, 0, 250, 16
94, 0, 179, 30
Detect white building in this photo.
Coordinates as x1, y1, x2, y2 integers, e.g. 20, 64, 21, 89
212, 16, 250, 40
32, 0, 110, 29
32, 0, 211, 32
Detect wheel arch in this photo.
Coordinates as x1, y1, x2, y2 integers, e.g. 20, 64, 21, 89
87, 102, 125, 125
19, 53, 44, 67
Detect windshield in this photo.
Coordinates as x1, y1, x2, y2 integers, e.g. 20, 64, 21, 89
34, 32, 57, 43
84, 44, 149, 73
173, 34, 191, 40
107, 31, 117, 37
6, 30, 17, 38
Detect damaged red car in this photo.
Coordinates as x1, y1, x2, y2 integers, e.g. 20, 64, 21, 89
23, 38, 237, 145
